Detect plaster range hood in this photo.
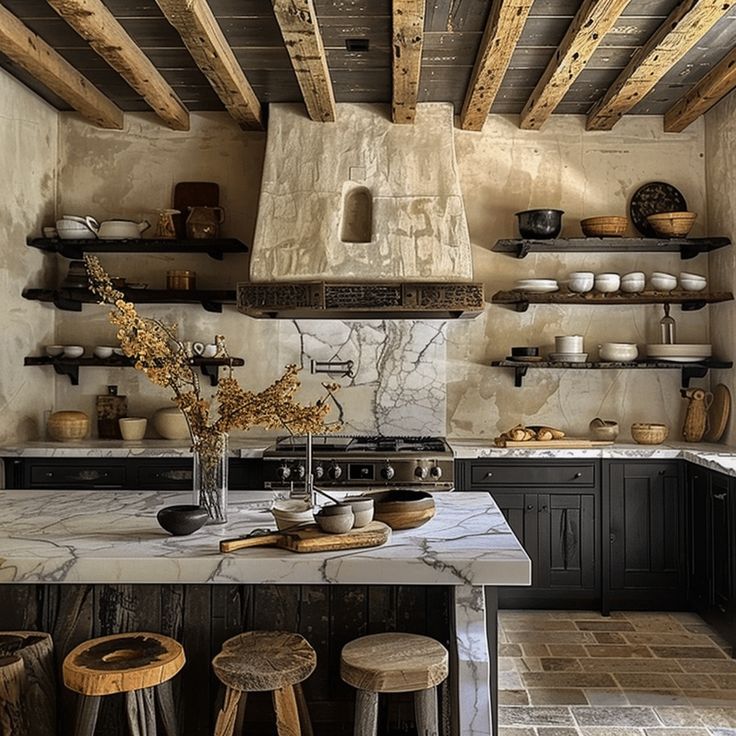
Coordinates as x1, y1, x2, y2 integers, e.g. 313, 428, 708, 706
237, 103, 484, 319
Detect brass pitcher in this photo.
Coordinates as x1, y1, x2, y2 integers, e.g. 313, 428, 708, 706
681, 387, 713, 442
186, 206, 225, 239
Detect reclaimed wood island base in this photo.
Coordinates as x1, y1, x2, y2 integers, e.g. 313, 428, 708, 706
0, 491, 530, 735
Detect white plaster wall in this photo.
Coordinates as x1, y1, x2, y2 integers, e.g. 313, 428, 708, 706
0, 69, 58, 442
705, 92, 736, 443
50, 108, 709, 441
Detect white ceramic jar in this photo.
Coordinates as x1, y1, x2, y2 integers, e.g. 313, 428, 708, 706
594, 273, 621, 293
152, 407, 190, 440
555, 335, 584, 353
119, 417, 147, 441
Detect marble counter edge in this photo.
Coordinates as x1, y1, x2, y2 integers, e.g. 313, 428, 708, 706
0, 440, 271, 458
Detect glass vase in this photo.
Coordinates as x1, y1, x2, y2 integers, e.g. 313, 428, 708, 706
193, 432, 229, 524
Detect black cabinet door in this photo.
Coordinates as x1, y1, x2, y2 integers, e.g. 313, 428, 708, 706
492, 492, 539, 585
605, 461, 685, 607
708, 472, 732, 615
687, 464, 709, 609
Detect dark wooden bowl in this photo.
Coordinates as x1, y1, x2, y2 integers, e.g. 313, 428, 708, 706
157, 505, 208, 536
368, 490, 436, 530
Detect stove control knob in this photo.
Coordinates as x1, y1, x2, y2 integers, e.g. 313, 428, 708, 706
414, 465, 429, 480
430, 465, 443, 480
314, 464, 325, 480
328, 464, 343, 480
293, 463, 306, 480
277, 464, 291, 481
381, 464, 395, 480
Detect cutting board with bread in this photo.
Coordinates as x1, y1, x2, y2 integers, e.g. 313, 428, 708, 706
495, 424, 614, 448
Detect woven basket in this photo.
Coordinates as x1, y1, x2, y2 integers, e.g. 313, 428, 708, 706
646, 211, 696, 238
47, 411, 89, 441
581, 216, 628, 237
631, 422, 669, 445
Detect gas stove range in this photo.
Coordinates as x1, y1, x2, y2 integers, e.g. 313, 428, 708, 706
262, 435, 454, 490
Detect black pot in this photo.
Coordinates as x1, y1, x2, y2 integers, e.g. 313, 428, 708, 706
516, 209, 564, 239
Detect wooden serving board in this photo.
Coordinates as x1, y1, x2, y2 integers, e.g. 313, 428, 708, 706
220, 521, 391, 554
496, 438, 615, 448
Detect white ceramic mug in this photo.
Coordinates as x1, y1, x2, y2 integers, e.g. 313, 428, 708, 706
555, 335, 584, 353
119, 417, 147, 441
201, 344, 217, 358
192, 342, 205, 356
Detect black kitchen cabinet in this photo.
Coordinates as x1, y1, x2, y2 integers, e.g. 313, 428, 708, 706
3, 457, 263, 490
687, 465, 736, 646
603, 461, 686, 610
456, 460, 600, 608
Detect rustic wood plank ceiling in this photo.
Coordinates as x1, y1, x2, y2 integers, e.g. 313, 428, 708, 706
0, 0, 734, 131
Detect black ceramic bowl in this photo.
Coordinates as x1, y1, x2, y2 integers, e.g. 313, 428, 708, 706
157, 505, 208, 536
511, 346, 540, 357
516, 209, 564, 239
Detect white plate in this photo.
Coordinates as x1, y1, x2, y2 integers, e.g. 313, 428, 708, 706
549, 353, 588, 363
516, 279, 558, 286
646, 344, 712, 357
515, 283, 559, 293
651, 356, 710, 363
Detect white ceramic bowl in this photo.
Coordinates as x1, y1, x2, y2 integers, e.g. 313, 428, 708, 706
94, 346, 114, 359
63, 345, 84, 359
599, 342, 638, 362
272, 499, 314, 531
594, 273, 621, 293
152, 407, 190, 440
680, 272, 706, 281
680, 278, 707, 292
620, 278, 646, 293
45, 345, 64, 357
567, 272, 594, 293
119, 417, 147, 441
650, 272, 678, 291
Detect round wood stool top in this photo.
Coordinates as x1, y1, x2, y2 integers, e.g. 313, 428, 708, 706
63, 632, 185, 696
212, 631, 316, 693
341, 633, 449, 693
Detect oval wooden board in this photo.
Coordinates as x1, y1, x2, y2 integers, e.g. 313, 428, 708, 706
704, 384, 731, 442
220, 521, 391, 554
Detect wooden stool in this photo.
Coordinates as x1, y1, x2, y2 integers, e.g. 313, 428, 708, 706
340, 633, 449, 736
212, 631, 316, 736
62, 632, 185, 736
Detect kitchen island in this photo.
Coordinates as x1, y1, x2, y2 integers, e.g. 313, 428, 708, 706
0, 490, 530, 736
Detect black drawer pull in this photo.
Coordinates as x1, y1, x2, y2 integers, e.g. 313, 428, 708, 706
539, 504, 548, 512
658, 470, 666, 476
573, 472, 582, 479
526, 504, 534, 510
485, 472, 493, 478
713, 492, 727, 501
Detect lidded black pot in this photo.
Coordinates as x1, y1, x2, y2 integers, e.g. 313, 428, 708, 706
515, 209, 564, 239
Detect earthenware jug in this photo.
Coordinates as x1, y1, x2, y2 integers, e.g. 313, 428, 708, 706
681, 387, 713, 442
186, 206, 224, 239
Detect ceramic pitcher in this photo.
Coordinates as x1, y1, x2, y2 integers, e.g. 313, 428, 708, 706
186, 206, 225, 239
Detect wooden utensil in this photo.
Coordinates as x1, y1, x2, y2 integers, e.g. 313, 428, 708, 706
704, 384, 731, 442
682, 387, 713, 442
173, 182, 219, 238
495, 438, 614, 448
220, 521, 390, 554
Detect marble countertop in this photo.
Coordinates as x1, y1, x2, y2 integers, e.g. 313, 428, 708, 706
0, 490, 531, 586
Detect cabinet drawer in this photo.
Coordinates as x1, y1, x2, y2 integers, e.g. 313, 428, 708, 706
470, 462, 596, 488
29, 464, 126, 487
135, 463, 193, 489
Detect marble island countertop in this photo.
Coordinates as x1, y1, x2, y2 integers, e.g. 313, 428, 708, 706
0, 490, 531, 586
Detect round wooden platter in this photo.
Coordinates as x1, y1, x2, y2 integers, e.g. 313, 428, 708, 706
704, 384, 731, 442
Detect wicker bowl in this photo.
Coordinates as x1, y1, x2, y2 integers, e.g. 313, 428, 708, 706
581, 216, 628, 238
631, 422, 669, 445
47, 411, 89, 441
646, 211, 697, 238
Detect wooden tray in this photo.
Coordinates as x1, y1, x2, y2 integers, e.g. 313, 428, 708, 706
220, 521, 391, 554
495, 438, 615, 448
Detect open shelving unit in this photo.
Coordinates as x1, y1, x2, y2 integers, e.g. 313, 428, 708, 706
491, 289, 734, 312
492, 237, 731, 260
490, 359, 733, 388
24, 355, 245, 386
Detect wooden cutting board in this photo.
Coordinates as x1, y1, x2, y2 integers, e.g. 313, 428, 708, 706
496, 438, 615, 448
220, 521, 391, 554
704, 384, 731, 442
173, 181, 219, 238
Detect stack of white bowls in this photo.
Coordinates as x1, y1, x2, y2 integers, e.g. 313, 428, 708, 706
651, 272, 678, 291
680, 272, 706, 291
549, 335, 588, 363
620, 272, 646, 293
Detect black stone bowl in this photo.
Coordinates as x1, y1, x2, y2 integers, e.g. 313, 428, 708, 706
515, 209, 564, 239
511, 346, 540, 357
157, 505, 208, 536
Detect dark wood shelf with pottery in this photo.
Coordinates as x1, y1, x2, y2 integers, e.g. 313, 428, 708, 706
491, 289, 734, 312
22, 287, 236, 313
27, 237, 248, 261
490, 359, 733, 388
491, 237, 731, 260
24, 355, 245, 386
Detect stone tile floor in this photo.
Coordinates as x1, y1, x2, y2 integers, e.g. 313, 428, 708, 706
498, 610, 736, 736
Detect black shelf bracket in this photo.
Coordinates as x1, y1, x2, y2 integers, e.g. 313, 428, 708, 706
52, 293, 83, 312
514, 366, 528, 387
681, 300, 707, 312
51, 362, 80, 385
200, 299, 224, 313
199, 363, 221, 386
681, 365, 709, 388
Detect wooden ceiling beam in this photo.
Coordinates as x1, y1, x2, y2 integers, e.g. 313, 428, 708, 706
520, 0, 632, 130
47, 0, 189, 131
459, 0, 534, 131
664, 46, 736, 131
272, 0, 336, 122
0, 3, 122, 128
392, 0, 426, 124
154, 0, 262, 130
586, 0, 734, 131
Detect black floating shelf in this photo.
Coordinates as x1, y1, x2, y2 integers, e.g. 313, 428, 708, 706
27, 237, 248, 261
492, 237, 731, 260
491, 290, 734, 312
24, 355, 245, 386
22, 287, 236, 313
490, 359, 733, 388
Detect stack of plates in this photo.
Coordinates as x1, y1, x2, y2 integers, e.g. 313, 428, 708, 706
514, 279, 559, 293
645, 344, 712, 363
549, 352, 588, 363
